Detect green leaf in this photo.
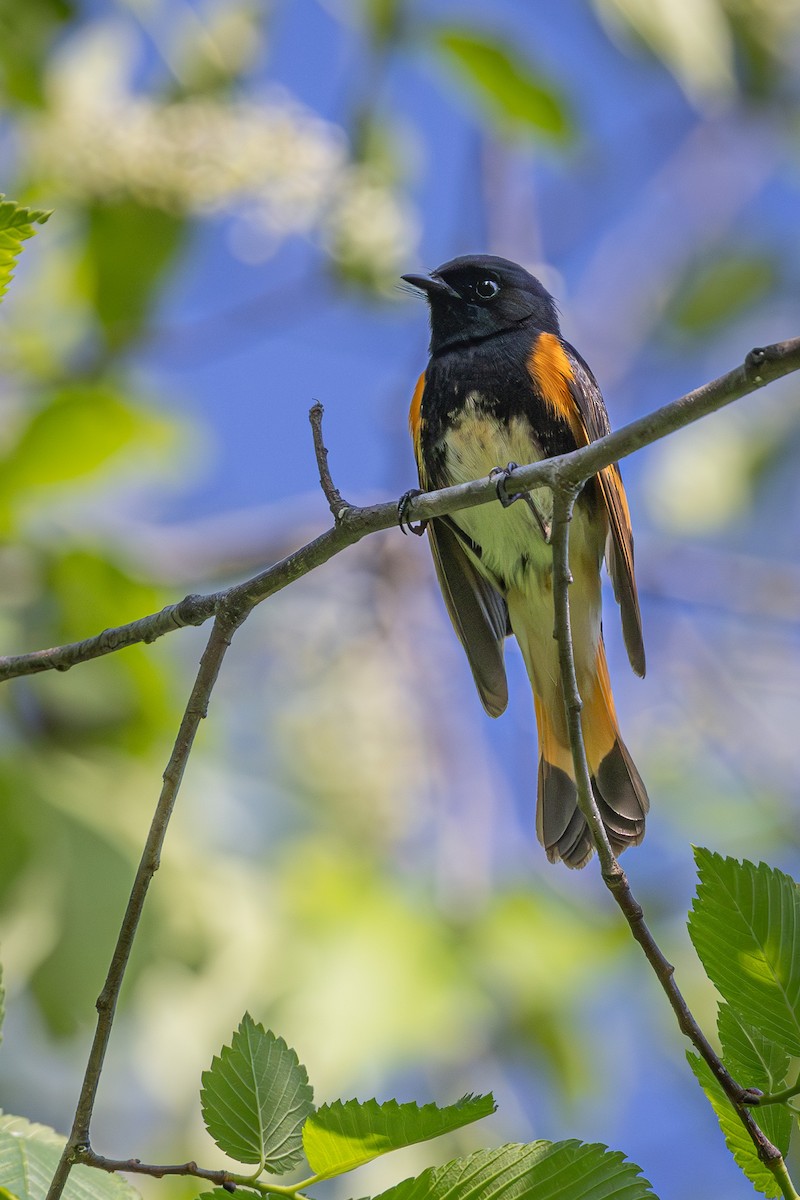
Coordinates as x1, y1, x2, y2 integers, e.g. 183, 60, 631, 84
720, 1006, 792, 1148
304, 1094, 495, 1181
200, 1015, 314, 1172
0, 962, 4, 1045
370, 1141, 656, 1200
0, 196, 51, 304
687, 1055, 783, 1199
688, 850, 800, 1054
431, 28, 572, 143
717, 1005, 792, 1155
0, 1114, 139, 1200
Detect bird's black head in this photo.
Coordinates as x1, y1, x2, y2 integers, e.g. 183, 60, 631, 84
402, 254, 560, 355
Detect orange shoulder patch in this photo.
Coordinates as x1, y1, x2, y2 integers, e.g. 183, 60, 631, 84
409, 370, 426, 458
527, 332, 585, 445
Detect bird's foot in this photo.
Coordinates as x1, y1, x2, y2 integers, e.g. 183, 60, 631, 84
398, 488, 428, 536
489, 463, 551, 542
490, 462, 525, 508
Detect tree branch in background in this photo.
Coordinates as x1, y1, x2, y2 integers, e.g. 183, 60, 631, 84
2, 337, 799, 685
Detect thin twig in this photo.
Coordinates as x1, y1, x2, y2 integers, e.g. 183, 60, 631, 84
549, 482, 793, 1189
0, 593, 220, 680
3, 337, 799, 684
309, 401, 349, 519
76, 1149, 296, 1196
44, 601, 250, 1200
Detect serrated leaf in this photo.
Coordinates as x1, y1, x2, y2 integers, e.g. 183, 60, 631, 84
0, 1114, 139, 1200
688, 1054, 784, 1198
0, 196, 51, 304
200, 1015, 313, 1173
304, 1094, 495, 1181
431, 28, 572, 143
688, 850, 800, 1054
369, 1141, 657, 1200
718, 1005, 792, 1155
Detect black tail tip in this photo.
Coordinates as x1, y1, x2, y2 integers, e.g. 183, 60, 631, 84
537, 742, 648, 869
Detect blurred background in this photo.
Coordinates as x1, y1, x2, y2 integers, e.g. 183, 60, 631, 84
1, 0, 799, 1196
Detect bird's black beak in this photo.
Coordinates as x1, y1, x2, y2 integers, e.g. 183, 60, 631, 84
401, 272, 459, 299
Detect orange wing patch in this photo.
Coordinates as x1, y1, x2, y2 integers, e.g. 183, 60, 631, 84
528, 332, 645, 676
408, 371, 426, 464
528, 332, 585, 444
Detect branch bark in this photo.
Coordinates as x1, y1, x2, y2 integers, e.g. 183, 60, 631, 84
75, 1149, 281, 1195
309, 400, 349, 518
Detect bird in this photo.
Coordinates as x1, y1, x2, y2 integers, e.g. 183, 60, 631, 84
400, 253, 648, 868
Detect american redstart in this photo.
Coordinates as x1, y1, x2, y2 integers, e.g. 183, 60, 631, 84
400, 254, 648, 869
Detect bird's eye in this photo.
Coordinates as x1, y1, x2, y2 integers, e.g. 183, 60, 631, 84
474, 278, 499, 300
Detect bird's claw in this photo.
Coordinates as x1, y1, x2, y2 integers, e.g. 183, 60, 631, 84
490, 462, 525, 509
398, 489, 428, 536
490, 463, 551, 543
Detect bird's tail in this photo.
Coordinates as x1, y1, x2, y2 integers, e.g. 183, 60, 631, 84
533, 642, 648, 869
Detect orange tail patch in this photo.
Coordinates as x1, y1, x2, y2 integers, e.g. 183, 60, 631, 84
533, 641, 648, 868
581, 640, 621, 774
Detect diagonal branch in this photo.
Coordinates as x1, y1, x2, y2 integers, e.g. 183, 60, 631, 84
2, 337, 799, 684
548, 483, 794, 1195
0, 593, 221, 679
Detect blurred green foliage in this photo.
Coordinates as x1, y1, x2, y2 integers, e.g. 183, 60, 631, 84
86, 203, 186, 351
667, 252, 778, 336
430, 29, 573, 143
0, 0, 73, 106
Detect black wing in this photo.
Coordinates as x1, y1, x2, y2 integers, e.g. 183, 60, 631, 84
426, 516, 509, 717
410, 370, 509, 715
564, 344, 646, 677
